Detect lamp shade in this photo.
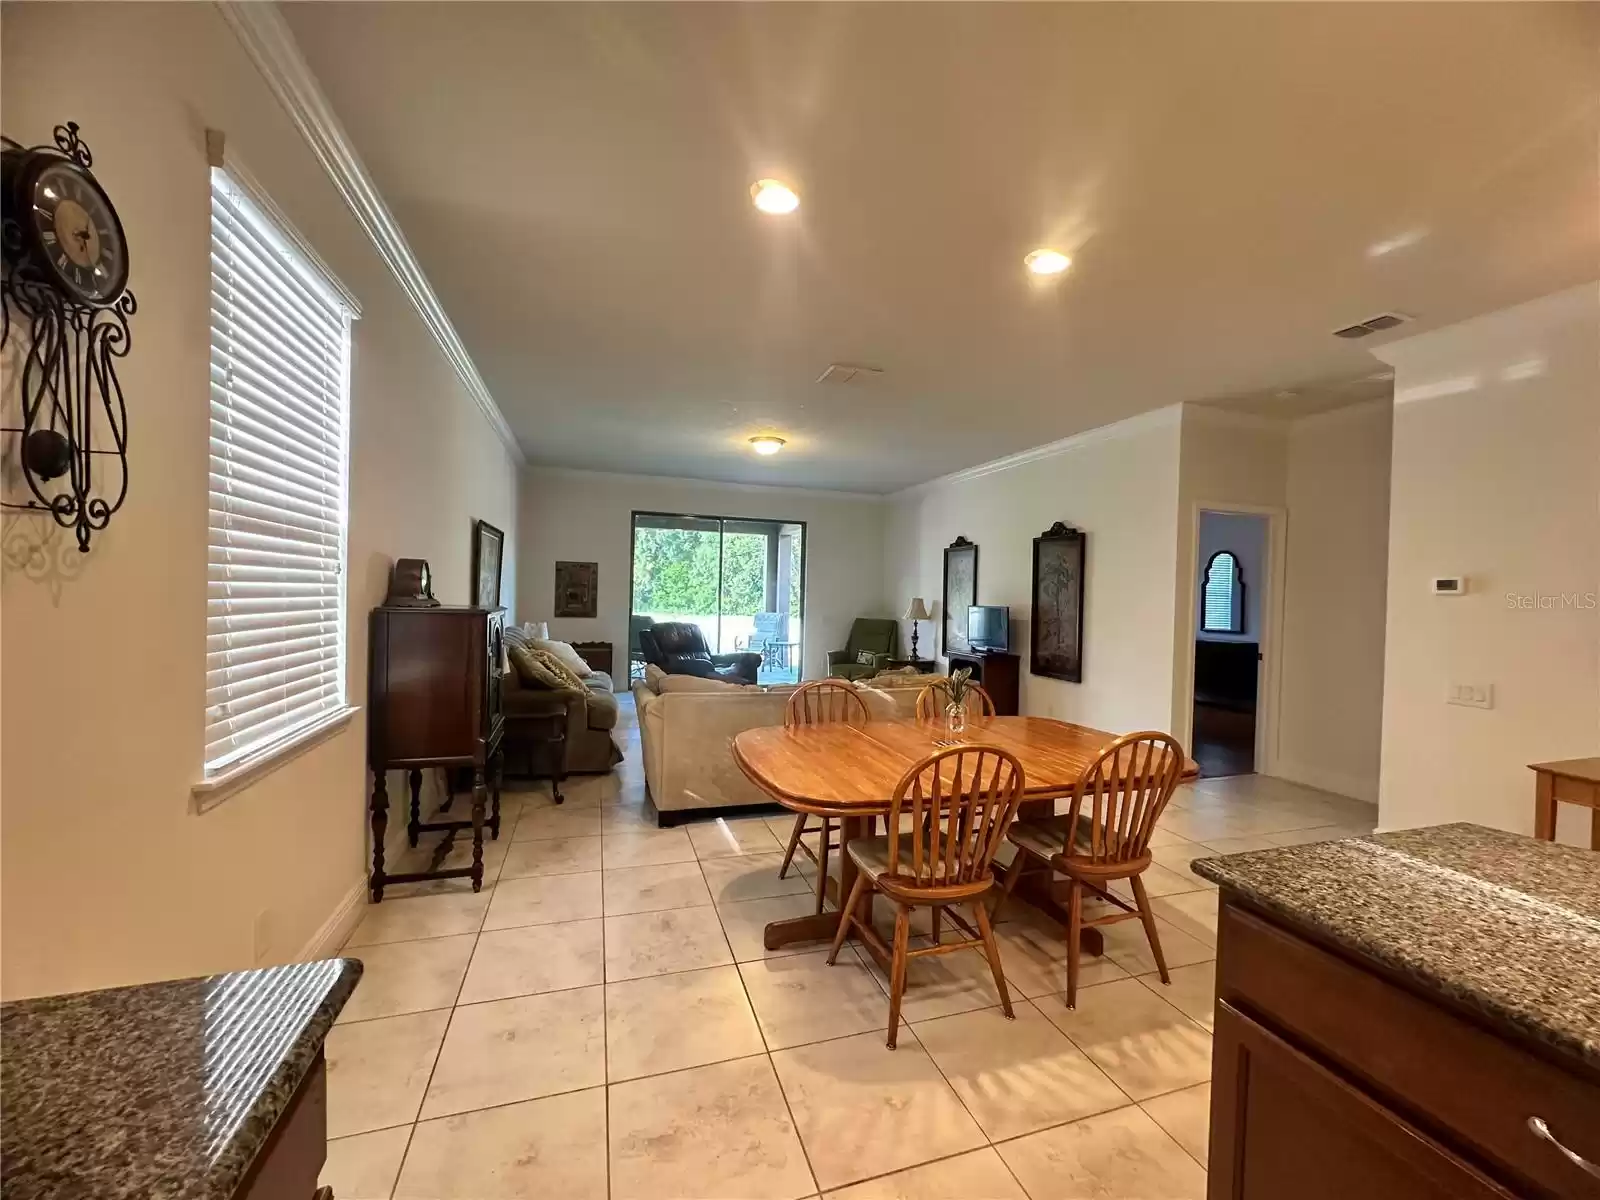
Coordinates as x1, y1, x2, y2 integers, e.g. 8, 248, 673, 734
904, 597, 931, 622
534, 621, 550, 639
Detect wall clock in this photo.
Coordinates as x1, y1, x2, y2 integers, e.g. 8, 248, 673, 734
0, 121, 136, 552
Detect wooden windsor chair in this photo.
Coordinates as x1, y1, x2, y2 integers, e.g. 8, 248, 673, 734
913, 680, 998, 721
826, 743, 1027, 1048
778, 680, 872, 913
994, 730, 1187, 1008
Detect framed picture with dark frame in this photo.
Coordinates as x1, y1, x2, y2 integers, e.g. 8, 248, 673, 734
1030, 521, 1086, 682
470, 519, 505, 609
941, 536, 978, 657
554, 560, 599, 618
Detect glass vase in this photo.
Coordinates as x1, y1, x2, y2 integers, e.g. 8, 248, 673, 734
945, 701, 967, 735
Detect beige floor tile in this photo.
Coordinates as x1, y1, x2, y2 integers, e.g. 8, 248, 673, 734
324, 1009, 449, 1138
911, 1002, 1129, 1140
609, 1055, 816, 1200
1134, 961, 1217, 1031
821, 1147, 1027, 1200
700, 851, 813, 903
605, 964, 766, 1081
337, 934, 475, 1024
603, 859, 713, 915
1196, 833, 1283, 855
319, 1126, 410, 1200
602, 827, 697, 868
1141, 1082, 1212, 1166
456, 919, 604, 1003
345, 891, 489, 948
764, 813, 803, 843
600, 803, 661, 834
1098, 914, 1215, 977
1151, 890, 1219, 948
718, 893, 834, 961
499, 834, 602, 879
1146, 825, 1193, 848
993, 918, 1130, 999
1149, 843, 1218, 890
420, 986, 605, 1118
481, 871, 602, 930
771, 1030, 986, 1191
854, 934, 1013, 1024
689, 815, 786, 858
604, 905, 734, 981
395, 1088, 608, 1200
995, 1104, 1207, 1200
1123, 861, 1209, 898
388, 836, 509, 895
1034, 978, 1212, 1101
513, 805, 603, 841
739, 948, 900, 1049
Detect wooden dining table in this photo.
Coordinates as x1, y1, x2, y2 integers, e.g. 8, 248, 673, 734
732, 715, 1200, 956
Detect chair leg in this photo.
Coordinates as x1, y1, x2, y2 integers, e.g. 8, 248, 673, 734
930, 906, 942, 945
827, 873, 868, 965
886, 904, 911, 1050
973, 899, 1013, 1019
815, 818, 831, 915
991, 850, 1028, 921
1132, 873, 1170, 984
1065, 878, 1083, 1009
778, 814, 807, 879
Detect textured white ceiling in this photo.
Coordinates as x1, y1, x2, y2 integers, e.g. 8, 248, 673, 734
284, 2, 1600, 492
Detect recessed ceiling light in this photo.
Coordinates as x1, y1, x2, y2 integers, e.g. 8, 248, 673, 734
749, 435, 787, 456
1024, 248, 1071, 276
750, 179, 799, 215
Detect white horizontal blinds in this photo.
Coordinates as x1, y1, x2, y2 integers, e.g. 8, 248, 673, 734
207, 167, 353, 774
1203, 551, 1239, 632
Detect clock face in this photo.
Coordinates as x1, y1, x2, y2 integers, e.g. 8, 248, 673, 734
26, 158, 128, 305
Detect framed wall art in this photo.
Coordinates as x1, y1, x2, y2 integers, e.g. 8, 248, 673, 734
554, 560, 599, 618
1030, 522, 1086, 682
941, 536, 978, 657
470, 520, 505, 609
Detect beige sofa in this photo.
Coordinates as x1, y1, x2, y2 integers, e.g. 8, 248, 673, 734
633, 676, 913, 823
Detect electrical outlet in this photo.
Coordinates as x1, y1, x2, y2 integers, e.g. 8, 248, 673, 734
1446, 683, 1493, 710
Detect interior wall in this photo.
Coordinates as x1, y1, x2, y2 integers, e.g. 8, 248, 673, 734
1275, 399, 1392, 803
883, 408, 1184, 733
1195, 512, 1268, 645
0, 2, 520, 998
1374, 283, 1600, 841
517, 468, 887, 683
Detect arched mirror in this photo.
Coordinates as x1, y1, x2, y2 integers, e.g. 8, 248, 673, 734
1202, 550, 1246, 634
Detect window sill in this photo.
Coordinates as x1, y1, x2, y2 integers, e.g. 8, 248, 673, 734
192, 705, 359, 812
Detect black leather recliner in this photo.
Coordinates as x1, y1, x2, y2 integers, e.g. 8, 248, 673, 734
638, 622, 762, 684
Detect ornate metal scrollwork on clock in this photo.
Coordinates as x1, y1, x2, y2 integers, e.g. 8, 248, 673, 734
1, 121, 136, 553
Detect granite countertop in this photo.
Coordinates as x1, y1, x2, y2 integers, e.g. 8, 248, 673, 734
1, 957, 363, 1200
1193, 823, 1600, 1070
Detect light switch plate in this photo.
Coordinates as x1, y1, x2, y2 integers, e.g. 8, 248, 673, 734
1447, 683, 1494, 710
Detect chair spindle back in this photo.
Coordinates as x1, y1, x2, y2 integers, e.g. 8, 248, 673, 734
914, 680, 998, 722
1068, 731, 1186, 865
883, 745, 1025, 888
785, 679, 872, 728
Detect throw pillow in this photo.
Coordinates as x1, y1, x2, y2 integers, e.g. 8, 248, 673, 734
643, 663, 668, 693
658, 674, 750, 694
510, 645, 586, 691
855, 649, 877, 666
531, 637, 593, 678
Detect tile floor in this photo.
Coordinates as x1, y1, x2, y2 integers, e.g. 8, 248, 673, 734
322, 697, 1377, 1200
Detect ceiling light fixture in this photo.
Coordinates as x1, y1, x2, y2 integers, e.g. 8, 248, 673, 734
1024, 248, 1071, 276
750, 179, 799, 215
749, 435, 787, 456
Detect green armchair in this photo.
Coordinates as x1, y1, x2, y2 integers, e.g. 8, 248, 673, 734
827, 618, 900, 681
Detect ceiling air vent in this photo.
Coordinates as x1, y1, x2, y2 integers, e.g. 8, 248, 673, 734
1332, 312, 1413, 339
816, 362, 884, 385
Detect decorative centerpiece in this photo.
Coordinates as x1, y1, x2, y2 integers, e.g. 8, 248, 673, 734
945, 666, 974, 734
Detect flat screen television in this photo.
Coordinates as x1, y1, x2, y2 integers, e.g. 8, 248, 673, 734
967, 605, 1010, 652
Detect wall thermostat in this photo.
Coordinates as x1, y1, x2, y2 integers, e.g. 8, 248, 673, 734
1431, 576, 1467, 596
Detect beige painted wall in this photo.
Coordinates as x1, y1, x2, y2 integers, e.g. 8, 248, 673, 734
1276, 400, 1392, 802
1374, 283, 1599, 839
517, 468, 887, 683
0, 2, 520, 998
883, 408, 1184, 733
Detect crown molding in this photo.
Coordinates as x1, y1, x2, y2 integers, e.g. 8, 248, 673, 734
524, 463, 887, 503
892, 404, 1184, 499
215, 1, 524, 465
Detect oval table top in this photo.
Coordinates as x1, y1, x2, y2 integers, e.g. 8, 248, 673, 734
733, 715, 1198, 814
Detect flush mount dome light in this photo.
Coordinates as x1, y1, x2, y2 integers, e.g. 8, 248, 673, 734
1024, 248, 1071, 276
750, 179, 800, 214
749, 436, 787, 456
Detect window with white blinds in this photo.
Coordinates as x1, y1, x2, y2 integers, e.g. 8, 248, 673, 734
1202, 550, 1245, 635
206, 166, 356, 776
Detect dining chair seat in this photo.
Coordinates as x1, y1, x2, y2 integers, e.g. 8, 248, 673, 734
845, 836, 997, 899
1007, 814, 1146, 865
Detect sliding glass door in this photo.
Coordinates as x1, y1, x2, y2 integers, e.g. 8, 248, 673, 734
630, 511, 805, 684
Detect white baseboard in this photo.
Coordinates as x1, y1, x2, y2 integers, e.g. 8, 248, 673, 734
298, 878, 367, 961
1267, 759, 1379, 806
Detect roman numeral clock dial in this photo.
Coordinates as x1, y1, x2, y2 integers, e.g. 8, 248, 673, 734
18, 155, 128, 307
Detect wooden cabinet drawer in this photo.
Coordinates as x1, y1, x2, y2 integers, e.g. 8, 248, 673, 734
1218, 902, 1600, 1199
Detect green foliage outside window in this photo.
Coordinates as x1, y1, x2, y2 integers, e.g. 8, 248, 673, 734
632, 528, 768, 615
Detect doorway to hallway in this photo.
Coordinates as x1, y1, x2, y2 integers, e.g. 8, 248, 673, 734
1191, 510, 1270, 778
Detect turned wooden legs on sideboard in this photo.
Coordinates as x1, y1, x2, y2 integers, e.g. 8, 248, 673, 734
368, 772, 389, 902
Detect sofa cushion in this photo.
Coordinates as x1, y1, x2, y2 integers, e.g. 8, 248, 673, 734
658, 673, 750, 694
512, 645, 587, 691
584, 687, 620, 731
529, 638, 593, 677
583, 671, 614, 696
644, 663, 668, 693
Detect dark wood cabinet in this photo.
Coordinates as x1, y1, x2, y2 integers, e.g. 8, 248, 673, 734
1209, 898, 1600, 1200
945, 650, 1021, 715
571, 640, 614, 677
367, 605, 505, 901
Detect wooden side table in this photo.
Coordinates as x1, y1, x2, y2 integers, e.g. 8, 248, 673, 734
1529, 756, 1600, 849
571, 641, 614, 677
